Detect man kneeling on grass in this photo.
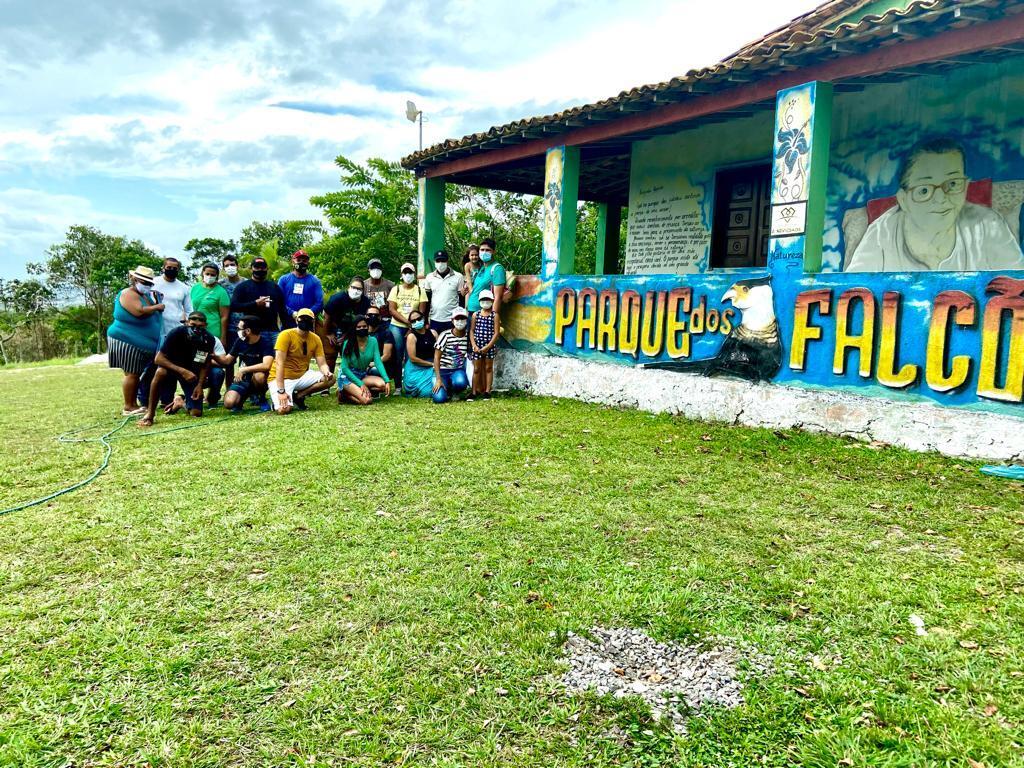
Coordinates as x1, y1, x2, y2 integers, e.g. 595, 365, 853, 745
271, 307, 334, 413
139, 312, 215, 427
221, 315, 274, 412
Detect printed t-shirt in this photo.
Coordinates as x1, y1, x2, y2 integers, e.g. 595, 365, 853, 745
269, 328, 324, 381
387, 283, 428, 328
364, 278, 395, 318
434, 330, 468, 370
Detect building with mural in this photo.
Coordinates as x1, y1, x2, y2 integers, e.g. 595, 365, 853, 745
402, 0, 1024, 460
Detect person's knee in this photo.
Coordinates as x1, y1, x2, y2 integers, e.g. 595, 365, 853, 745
451, 371, 468, 392
224, 391, 239, 408
251, 373, 267, 389
432, 387, 449, 404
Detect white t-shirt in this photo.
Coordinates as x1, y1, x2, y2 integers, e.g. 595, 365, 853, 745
153, 276, 193, 338
424, 269, 466, 322
846, 203, 1024, 272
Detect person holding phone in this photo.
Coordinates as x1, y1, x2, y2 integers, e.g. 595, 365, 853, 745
230, 257, 288, 345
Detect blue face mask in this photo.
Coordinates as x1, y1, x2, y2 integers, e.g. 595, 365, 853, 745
411, 320, 425, 331
480, 251, 493, 263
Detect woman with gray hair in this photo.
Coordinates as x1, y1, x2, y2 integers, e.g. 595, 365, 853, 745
107, 265, 164, 415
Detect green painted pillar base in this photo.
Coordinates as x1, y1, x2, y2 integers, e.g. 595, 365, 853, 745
541, 146, 580, 278
417, 177, 445, 275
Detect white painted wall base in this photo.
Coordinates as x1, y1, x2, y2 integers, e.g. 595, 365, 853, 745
495, 350, 1024, 461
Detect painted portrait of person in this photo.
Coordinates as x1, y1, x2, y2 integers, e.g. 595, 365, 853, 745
845, 137, 1024, 272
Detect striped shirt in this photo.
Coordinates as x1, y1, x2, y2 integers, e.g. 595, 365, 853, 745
434, 330, 468, 370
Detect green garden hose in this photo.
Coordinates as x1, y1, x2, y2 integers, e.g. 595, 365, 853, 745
0, 412, 244, 517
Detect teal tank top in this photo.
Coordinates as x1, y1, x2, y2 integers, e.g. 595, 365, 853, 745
107, 288, 161, 352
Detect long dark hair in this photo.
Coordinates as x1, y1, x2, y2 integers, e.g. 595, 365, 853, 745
342, 314, 369, 360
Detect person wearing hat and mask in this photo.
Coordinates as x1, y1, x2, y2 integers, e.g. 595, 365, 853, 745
107, 265, 165, 415
138, 311, 215, 427
230, 257, 289, 345
323, 276, 370, 372
190, 262, 231, 347
432, 306, 470, 403
387, 262, 428, 367
469, 288, 500, 398
423, 249, 465, 334
277, 250, 324, 322
152, 257, 191, 340
269, 307, 334, 413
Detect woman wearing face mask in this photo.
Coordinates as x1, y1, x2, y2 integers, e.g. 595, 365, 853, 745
324, 276, 370, 372
337, 315, 392, 405
190, 262, 231, 347
387, 261, 428, 371
469, 289, 499, 398
107, 266, 165, 415
365, 308, 398, 385
401, 310, 439, 398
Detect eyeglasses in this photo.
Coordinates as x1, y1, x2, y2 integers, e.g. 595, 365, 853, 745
903, 177, 967, 203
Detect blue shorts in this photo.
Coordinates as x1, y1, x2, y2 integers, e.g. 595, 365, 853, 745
227, 373, 266, 400
338, 368, 369, 389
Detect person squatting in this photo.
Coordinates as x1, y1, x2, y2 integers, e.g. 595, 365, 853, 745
106, 239, 509, 427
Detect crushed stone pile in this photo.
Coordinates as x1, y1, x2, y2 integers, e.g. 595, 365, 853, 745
561, 626, 770, 734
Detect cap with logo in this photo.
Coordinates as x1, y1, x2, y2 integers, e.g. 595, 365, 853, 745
433, 250, 449, 262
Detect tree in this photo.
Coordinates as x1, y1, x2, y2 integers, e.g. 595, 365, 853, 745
0, 278, 55, 364
309, 157, 418, 291
183, 237, 238, 280
29, 225, 161, 353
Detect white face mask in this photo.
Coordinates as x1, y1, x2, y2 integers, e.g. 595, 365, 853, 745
135, 282, 153, 296
480, 300, 494, 310
402, 273, 415, 285
348, 288, 362, 300
203, 274, 217, 286
453, 319, 467, 330
224, 265, 238, 277
238, 329, 247, 340
369, 268, 383, 280
436, 263, 448, 274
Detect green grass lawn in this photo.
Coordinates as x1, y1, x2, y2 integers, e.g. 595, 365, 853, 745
1, 363, 1021, 767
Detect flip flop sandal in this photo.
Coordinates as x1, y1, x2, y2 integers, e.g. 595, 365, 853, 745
121, 406, 146, 416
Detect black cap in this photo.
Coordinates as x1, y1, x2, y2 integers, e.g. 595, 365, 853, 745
433, 250, 449, 262
367, 258, 383, 269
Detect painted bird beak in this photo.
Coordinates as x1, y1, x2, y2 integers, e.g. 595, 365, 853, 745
722, 288, 737, 303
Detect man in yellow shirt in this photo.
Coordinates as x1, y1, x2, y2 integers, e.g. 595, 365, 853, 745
270, 308, 334, 413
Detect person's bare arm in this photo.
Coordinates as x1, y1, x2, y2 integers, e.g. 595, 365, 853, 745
121, 290, 164, 318
389, 300, 409, 326
274, 349, 288, 407
243, 354, 273, 377
315, 352, 334, 380
492, 284, 506, 316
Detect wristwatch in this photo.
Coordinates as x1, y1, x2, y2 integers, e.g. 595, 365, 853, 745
277, 388, 286, 394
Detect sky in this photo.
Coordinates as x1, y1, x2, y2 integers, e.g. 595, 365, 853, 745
0, 0, 823, 279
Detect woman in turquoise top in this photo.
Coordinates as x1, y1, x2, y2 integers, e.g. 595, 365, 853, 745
337, 315, 392, 405
190, 262, 231, 344
107, 266, 165, 415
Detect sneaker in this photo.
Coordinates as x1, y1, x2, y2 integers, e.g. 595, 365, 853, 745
293, 394, 308, 411
258, 397, 272, 412
229, 406, 243, 414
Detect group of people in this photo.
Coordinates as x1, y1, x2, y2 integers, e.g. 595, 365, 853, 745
106, 240, 509, 426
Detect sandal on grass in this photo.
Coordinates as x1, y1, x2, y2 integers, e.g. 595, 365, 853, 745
121, 406, 146, 416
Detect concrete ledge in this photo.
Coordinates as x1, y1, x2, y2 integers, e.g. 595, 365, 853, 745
495, 350, 1024, 461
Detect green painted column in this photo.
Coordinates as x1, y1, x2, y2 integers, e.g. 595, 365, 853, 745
595, 203, 621, 275
417, 176, 445, 275
541, 146, 580, 278
767, 80, 833, 273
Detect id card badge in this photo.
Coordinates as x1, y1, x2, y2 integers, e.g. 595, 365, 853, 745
292, 283, 304, 295
193, 350, 208, 364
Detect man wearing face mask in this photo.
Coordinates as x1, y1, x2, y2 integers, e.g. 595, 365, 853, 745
220, 315, 274, 412
230, 257, 289, 345
466, 237, 506, 317
277, 250, 324, 323
323, 276, 370, 372
219, 254, 244, 337
152, 257, 192, 340
363, 258, 394, 318
387, 261, 428, 369
139, 312, 215, 427
270, 307, 334, 413
423, 249, 466, 334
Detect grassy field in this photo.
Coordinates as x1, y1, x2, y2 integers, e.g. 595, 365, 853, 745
0, 363, 1021, 767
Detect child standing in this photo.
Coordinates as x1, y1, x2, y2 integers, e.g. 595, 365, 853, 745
469, 289, 499, 398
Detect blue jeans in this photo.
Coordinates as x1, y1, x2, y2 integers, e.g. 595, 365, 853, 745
432, 368, 469, 403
